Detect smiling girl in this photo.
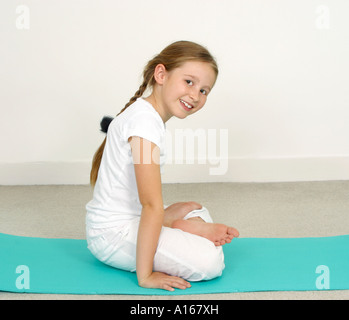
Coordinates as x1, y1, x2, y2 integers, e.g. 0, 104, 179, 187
86, 41, 239, 292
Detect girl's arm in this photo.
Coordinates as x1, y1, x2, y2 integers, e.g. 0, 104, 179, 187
129, 137, 191, 291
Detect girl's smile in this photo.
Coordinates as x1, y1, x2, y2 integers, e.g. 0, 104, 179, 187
179, 99, 194, 111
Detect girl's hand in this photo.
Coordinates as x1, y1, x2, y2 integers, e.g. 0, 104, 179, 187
138, 272, 191, 292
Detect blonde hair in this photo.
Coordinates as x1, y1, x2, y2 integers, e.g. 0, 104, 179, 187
90, 40, 218, 186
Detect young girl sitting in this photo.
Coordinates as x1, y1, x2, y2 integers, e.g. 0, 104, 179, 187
86, 40, 239, 292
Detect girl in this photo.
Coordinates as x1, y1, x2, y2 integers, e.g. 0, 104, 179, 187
86, 41, 239, 292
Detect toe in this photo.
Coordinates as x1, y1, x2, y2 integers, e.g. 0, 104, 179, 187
214, 240, 222, 246
225, 237, 232, 244
228, 227, 239, 237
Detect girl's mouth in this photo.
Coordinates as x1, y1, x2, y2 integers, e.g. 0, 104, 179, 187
180, 99, 194, 111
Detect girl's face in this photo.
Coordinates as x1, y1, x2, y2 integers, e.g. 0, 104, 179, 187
153, 61, 217, 122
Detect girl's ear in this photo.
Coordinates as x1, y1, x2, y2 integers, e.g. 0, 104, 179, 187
153, 64, 167, 85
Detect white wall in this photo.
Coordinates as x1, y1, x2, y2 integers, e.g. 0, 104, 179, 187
1, 0, 349, 185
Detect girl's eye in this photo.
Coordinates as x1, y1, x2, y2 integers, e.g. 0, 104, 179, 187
186, 80, 193, 86
200, 89, 207, 95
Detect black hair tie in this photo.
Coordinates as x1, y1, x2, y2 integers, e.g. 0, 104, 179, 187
100, 116, 114, 133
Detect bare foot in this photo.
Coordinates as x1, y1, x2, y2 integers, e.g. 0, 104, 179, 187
171, 219, 239, 246
163, 202, 202, 228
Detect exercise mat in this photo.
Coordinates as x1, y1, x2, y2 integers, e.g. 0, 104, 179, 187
1, 232, 348, 295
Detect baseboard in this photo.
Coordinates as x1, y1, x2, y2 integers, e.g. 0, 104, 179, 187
0, 161, 92, 185
0, 156, 348, 185
162, 156, 349, 183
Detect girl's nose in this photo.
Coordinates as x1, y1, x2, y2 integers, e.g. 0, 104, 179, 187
189, 88, 200, 103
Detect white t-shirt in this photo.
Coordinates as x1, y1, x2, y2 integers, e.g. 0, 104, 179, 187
86, 98, 166, 229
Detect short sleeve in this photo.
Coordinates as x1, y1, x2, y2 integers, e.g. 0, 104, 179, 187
122, 111, 164, 148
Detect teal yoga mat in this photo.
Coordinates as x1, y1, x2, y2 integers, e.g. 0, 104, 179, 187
1, 232, 349, 295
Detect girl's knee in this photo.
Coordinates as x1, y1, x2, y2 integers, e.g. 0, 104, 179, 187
186, 245, 224, 281
201, 247, 225, 280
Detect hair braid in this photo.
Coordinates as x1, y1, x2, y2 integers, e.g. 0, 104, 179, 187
117, 81, 148, 116
117, 61, 156, 115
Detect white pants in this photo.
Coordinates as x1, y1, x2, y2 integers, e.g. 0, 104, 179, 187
86, 207, 225, 281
